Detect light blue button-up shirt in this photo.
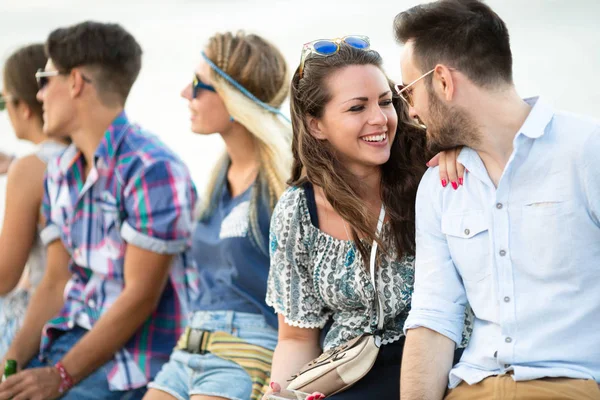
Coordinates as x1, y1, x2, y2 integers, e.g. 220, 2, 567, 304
404, 97, 600, 388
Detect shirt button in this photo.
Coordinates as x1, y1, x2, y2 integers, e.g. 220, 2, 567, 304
499, 250, 507, 257
496, 203, 503, 210
505, 337, 512, 343
504, 296, 511, 303
464, 229, 471, 235
67, 321, 75, 329
88, 299, 96, 308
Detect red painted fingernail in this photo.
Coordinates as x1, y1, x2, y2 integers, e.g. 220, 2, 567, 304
451, 181, 458, 190
307, 396, 314, 400
459, 178, 464, 185
270, 382, 277, 390
441, 179, 447, 187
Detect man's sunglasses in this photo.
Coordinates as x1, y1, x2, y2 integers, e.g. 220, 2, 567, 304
193, 74, 216, 98
394, 68, 435, 107
299, 35, 370, 78
35, 68, 92, 90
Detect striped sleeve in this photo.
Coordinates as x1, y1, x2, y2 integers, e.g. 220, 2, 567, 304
120, 159, 197, 254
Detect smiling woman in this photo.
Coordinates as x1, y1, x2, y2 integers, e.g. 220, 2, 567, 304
263, 40, 444, 400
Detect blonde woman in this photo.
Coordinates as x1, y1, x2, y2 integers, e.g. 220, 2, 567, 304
144, 31, 291, 400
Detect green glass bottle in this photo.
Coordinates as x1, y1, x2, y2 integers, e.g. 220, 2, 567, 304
2, 360, 17, 382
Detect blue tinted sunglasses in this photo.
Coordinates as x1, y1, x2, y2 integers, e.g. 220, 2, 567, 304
193, 74, 216, 98
299, 35, 370, 78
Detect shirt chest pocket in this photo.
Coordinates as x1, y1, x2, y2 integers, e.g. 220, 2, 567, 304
441, 211, 491, 283
97, 197, 121, 240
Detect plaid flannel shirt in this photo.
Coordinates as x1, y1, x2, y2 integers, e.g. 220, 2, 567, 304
40, 112, 199, 391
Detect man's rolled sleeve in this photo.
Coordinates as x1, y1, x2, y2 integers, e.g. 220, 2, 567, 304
121, 159, 197, 254
403, 168, 468, 346
39, 170, 61, 246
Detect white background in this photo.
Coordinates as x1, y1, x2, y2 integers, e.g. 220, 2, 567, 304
1, 0, 599, 190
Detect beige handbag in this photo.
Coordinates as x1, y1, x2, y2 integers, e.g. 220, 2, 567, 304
286, 206, 386, 397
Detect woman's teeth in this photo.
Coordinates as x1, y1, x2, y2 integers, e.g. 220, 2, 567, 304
361, 133, 387, 142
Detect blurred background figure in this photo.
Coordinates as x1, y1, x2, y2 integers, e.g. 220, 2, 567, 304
0, 151, 14, 228
0, 152, 13, 174
0, 43, 68, 359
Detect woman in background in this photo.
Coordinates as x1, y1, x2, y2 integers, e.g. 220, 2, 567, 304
0, 43, 68, 358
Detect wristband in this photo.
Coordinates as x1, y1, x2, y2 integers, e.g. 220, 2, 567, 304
54, 361, 74, 394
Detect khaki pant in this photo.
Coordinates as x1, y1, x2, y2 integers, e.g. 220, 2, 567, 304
445, 374, 600, 400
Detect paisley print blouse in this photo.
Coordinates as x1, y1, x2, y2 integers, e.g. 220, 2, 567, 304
267, 186, 422, 350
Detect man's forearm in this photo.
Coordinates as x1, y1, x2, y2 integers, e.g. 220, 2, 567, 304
6, 279, 66, 366
400, 327, 455, 400
59, 288, 163, 383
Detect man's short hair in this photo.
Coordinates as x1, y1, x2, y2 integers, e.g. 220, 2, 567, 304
45, 21, 143, 105
394, 0, 513, 87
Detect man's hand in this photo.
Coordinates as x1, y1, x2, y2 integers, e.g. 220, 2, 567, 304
0, 367, 62, 400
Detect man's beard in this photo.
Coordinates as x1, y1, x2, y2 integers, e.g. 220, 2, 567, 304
424, 88, 481, 154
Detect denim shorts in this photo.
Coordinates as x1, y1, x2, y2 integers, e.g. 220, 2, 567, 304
148, 310, 278, 400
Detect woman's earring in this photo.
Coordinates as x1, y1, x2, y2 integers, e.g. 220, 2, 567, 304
229, 116, 235, 122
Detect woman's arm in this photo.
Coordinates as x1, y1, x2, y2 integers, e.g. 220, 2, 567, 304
262, 314, 322, 399
0, 155, 46, 295
270, 314, 322, 386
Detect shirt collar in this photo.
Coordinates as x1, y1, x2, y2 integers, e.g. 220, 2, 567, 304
56, 143, 81, 173
456, 96, 554, 187
94, 111, 131, 165
54, 112, 131, 174
515, 96, 554, 140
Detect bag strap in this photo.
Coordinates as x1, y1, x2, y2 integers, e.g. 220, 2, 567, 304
369, 204, 386, 332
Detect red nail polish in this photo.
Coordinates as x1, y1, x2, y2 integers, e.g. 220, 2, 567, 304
451, 181, 458, 190
270, 382, 276, 390
458, 178, 464, 186
441, 179, 447, 187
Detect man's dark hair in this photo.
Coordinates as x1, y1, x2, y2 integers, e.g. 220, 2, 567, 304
45, 21, 142, 105
394, 0, 513, 87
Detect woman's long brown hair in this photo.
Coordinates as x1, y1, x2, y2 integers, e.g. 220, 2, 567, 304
289, 44, 430, 263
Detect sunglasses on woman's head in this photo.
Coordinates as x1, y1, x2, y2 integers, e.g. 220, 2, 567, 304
193, 74, 216, 98
298, 35, 370, 78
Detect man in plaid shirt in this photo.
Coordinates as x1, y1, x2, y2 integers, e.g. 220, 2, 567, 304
0, 21, 198, 399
